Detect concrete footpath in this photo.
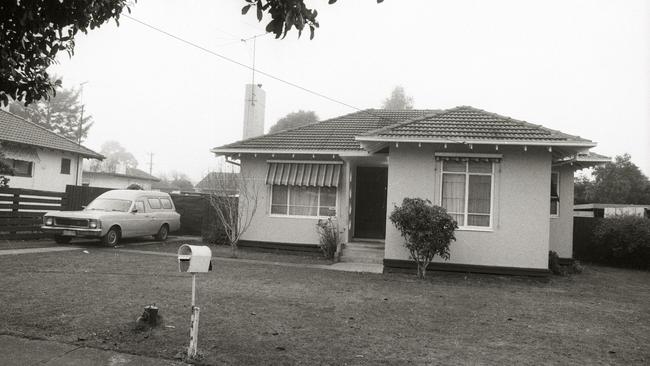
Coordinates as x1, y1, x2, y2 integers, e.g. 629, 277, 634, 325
1, 335, 187, 366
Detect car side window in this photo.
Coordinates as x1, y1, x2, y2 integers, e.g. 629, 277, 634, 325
160, 198, 173, 209
135, 201, 146, 213
148, 198, 161, 209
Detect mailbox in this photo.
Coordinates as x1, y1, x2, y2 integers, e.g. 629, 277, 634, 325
178, 244, 212, 273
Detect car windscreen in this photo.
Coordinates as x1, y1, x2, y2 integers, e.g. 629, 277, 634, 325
85, 198, 133, 212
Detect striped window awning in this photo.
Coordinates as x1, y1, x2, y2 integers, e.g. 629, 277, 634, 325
265, 162, 342, 187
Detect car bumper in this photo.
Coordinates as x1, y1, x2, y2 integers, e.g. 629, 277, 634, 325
41, 226, 103, 237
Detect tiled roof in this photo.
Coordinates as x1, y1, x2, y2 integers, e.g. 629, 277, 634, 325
84, 167, 160, 181
196, 172, 239, 192
0, 109, 103, 159
212, 109, 439, 152
360, 106, 593, 145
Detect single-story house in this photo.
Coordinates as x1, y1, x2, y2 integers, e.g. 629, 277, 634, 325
211, 106, 607, 275
82, 165, 160, 190
0, 109, 103, 192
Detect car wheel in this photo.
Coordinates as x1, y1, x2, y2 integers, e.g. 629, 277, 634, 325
102, 227, 120, 246
154, 224, 169, 241
54, 235, 72, 244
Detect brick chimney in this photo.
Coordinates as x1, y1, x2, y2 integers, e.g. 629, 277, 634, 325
242, 84, 265, 139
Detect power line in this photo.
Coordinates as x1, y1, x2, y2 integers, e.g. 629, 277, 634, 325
121, 15, 462, 144
123, 14, 365, 112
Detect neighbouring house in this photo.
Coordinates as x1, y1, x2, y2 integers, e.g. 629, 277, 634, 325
574, 203, 650, 218
211, 106, 608, 275
195, 172, 240, 196
82, 164, 160, 190
0, 109, 103, 192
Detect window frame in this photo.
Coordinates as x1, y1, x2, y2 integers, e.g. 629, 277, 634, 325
439, 160, 495, 231
0, 158, 33, 177
269, 185, 338, 219
60, 158, 71, 175
147, 198, 162, 210
550, 171, 560, 218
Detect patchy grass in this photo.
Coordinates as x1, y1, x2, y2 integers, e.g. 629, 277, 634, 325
0, 248, 648, 365
119, 240, 330, 266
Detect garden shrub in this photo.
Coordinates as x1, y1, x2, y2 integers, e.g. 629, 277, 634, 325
592, 215, 650, 270
316, 217, 338, 260
389, 198, 458, 279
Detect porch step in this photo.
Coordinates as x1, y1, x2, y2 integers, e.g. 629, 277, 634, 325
340, 242, 384, 264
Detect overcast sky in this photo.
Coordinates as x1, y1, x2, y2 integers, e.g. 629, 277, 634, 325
51, 0, 650, 182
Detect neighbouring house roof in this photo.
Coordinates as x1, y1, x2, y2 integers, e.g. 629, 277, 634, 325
83, 167, 160, 182
211, 106, 596, 156
211, 109, 439, 154
195, 172, 240, 193
553, 151, 611, 168
357, 106, 595, 147
0, 109, 103, 159
574, 203, 650, 210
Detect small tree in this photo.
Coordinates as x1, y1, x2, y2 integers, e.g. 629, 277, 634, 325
207, 170, 261, 257
389, 198, 458, 279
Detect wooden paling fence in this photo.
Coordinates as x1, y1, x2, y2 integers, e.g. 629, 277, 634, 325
0, 187, 65, 240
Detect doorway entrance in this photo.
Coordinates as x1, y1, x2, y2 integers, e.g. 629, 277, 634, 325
354, 166, 388, 239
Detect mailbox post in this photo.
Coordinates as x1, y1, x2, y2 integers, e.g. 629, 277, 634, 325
177, 244, 212, 358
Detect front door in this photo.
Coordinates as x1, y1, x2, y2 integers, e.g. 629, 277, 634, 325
354, 166, 388, 239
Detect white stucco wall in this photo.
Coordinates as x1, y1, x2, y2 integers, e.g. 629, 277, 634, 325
82, 174, 153, 190
384, 143, 552, 270
549, 165, 575, 259
239, 155, 348, 245
6, 148, 84, 192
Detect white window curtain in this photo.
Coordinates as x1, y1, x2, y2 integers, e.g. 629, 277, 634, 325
441, 159, 494, 228
442, 174, 466, 225
270, 185, 337, 217
289, 186, 319, 216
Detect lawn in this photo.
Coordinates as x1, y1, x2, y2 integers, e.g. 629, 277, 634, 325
0, 245, 648, 365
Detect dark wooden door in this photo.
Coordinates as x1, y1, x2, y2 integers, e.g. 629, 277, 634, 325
354, 167, 388, 239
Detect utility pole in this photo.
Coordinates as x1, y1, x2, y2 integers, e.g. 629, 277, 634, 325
148, 152, 154, 175
76, 81, 88, 186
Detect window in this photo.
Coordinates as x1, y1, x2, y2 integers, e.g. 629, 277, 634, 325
160, 198, 173, 209
135, 201, 146, 213
270, 185, 337, 217
550, 172, 559, 216
0, 158, 33, 177
441, 160, 493, 228
60, 158, 71, 174
148, 198, 161, 209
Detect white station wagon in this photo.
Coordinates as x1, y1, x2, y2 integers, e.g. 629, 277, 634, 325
42, 190, 181, 246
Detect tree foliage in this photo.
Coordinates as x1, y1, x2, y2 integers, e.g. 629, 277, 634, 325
592, 215, 650, 270
382, 86, 414, 110
90, 141, 138, 172
268, 110, 319, 134
389, 198, 457, 279
242, 0, 383, 39
8, 86, 93, 142
574, 154, 650, 204
0, 0, 132, 106
0, 143, 13, 188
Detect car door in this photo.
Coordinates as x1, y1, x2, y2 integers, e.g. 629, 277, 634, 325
129, 198, 150, 236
